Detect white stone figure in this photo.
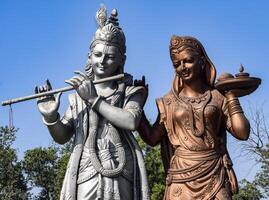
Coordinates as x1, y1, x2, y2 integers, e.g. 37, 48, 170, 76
36, 5, 149, 200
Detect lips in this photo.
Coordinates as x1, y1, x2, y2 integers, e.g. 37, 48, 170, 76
98, 66, 105, 71
95, 63, 105, 71
180, 69, 190, 77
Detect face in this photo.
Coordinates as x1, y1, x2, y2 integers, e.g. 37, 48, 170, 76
172, 49, 203, 83
89, 43, 124, 78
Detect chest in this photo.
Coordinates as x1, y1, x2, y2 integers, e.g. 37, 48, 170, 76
173, 103, 220, 124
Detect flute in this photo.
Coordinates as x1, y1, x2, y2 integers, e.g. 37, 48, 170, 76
2, 74, 124, 106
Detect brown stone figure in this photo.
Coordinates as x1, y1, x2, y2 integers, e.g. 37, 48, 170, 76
137, 36, 252, 199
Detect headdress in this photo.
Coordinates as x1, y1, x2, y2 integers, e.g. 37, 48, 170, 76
169, 35, 216, 93
85, 5, 126, 78
90, 4, 126, 55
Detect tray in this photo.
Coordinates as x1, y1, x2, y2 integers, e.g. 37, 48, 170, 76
215, 74, 261, 97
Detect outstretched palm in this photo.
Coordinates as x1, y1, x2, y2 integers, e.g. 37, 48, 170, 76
35, 80, 62, 121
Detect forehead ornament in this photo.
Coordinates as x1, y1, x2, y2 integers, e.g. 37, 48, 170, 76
170, 36, 202, 54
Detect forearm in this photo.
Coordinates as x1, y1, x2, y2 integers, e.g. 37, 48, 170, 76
43, 113, 74, 144
227, 94, 250, 140
137, 112, 165, 146
93, 99, 140, 131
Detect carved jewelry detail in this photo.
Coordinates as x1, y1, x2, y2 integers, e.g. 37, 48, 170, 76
84, 82, 126, 179
95, 4, 107, 28
91, 5, 126, 55
177, 91, 209, 104
172, 89, 211, 137
170, 35, 202, 55
227, 97, 243, 116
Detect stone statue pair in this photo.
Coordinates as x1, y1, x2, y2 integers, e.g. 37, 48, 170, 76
36, 5, 254, 200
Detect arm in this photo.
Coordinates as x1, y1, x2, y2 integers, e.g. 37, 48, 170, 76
65, 72, 144, 130
36, 80, 75, 145
93, 90, 144, 131
43, 106, 75, 144
225, 93, 250, 140
137, 111, 166, 147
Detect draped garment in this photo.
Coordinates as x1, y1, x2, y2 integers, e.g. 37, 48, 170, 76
59, 81, 149, 200
157, 89, 237, 200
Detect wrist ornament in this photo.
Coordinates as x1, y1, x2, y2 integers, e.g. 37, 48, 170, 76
85, 96, 103, 109
227, 97, 243, 117
42, 113, 60, 126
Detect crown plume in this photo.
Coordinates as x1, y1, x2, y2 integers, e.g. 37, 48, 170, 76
95, 4, 107, 28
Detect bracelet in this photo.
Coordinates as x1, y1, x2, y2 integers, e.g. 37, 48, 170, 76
226, 97, 238, 103
91, 96, 103, 109
42, 113, 60, 126
227, 98, 244, 117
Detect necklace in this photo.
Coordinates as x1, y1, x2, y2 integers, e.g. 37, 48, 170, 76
177, 91, 210, 105
172, 89, 211, 137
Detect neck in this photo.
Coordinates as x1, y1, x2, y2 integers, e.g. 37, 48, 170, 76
180, 79, 208, 97
94, 75, 117, 92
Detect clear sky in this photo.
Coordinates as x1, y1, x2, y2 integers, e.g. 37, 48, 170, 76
1, 0, 269, 182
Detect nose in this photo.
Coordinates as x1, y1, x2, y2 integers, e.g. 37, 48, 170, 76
180, 60, 185, 69
99, 54, 106, 64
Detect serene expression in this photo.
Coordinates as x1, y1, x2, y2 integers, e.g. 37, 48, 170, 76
89, 43, 123, 79
172, 49, 203, 83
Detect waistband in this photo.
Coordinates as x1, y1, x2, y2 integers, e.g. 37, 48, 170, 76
174, 146, 220, 161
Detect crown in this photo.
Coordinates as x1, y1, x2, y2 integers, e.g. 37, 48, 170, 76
170, 35, 202, 54
91, 5, 126, 54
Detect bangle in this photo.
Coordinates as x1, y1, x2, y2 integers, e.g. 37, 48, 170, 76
91, 96, 103, 109
227, 98, 244, 117
227, 97, 238, 103
42, 113, 60, 126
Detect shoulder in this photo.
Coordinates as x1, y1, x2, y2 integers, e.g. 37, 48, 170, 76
210, 89, 226, 108
155, 90, 173, 120
211, 89, 225, 100
156, 90, 174, 107
125, 85, 148, 106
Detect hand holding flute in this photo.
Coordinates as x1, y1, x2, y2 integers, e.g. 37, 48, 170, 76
35, 71, 123, 123
1, 73, 124, 107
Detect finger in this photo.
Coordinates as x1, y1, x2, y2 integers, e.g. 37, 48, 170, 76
55, 92, 62, 105
36, 86, 46, 101
36, 85, 43, 102
65, 79, 79, 88
73, 76, 84, 84
42, 85, 47, 92
44, 85, 48, 91
65, 79, 74, 86
39, 86, 44, 93
70, 78, 82, 87
142, 76, 145, 84
46, 79, 52, 90
35, 86, 39, 94
75, 70, 90, 80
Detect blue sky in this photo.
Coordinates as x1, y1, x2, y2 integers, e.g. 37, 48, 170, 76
1, 0, 269, 182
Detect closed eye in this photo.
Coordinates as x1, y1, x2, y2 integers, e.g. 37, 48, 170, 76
107, 54, 116, 59
93, 51, 102, 57
185, 58, 194, 63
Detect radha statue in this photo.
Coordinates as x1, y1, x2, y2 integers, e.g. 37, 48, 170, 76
36, 5, 149, 200
137, 36, 252, 199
